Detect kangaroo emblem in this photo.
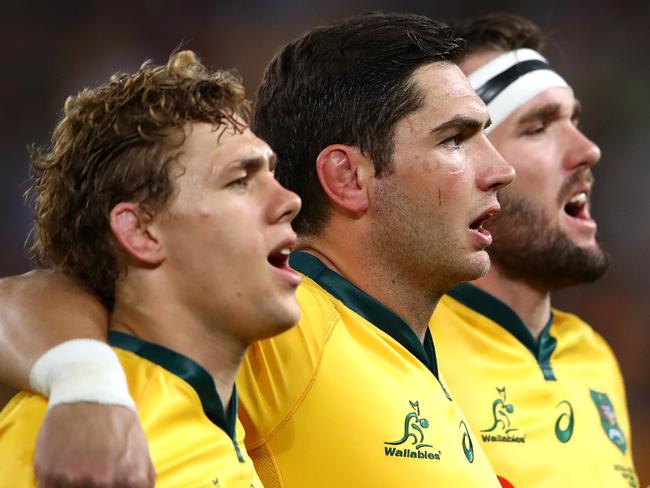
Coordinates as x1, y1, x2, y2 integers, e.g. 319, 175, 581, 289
481, 387, 518, 434
385, 400, 433, 449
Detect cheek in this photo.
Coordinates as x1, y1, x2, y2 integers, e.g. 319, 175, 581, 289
437, 168, 472, 208
445, 151, 468, 175
408, 155, 471, 203
197, 205, 212, 217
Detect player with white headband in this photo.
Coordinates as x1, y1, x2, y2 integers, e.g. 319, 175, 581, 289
430, 13, 639, 488
468, 48, 570, 133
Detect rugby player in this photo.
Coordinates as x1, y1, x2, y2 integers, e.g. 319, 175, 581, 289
429, 13, 639, 487
0, 50, 301, 487
0, 13, 515, 487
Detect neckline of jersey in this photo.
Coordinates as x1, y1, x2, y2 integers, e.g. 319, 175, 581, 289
446, 283, 557, 381
108, 331, 242, 448
290, 250, 439, 378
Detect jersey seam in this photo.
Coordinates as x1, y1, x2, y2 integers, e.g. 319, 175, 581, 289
244, 277, 340, 450
116, 349, 157, 406
254, 444, 286, 488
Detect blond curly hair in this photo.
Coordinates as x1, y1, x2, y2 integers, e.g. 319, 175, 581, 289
28, 50, 251, 304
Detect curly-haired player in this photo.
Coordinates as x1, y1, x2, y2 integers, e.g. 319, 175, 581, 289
0, 50, 301, 487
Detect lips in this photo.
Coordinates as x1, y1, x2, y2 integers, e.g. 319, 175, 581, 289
267, 234, 301, 286
468, 204, 501, 248
559, 182, 597, 241
469, 205, 501, 232
267, 246, 292, 268
558, 170, 595, 222
563, 188, 591, 220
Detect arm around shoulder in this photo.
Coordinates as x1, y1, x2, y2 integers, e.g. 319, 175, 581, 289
0, 269, 109, 390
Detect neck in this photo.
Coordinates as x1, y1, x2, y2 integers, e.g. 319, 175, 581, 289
472, 266, 551, 339
299, 231, 440, 342
110, 273, 246, 409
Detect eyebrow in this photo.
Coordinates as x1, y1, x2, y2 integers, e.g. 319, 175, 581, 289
229, 154, 273, 173
430, 115, 488, 135
516, 102, 566, 127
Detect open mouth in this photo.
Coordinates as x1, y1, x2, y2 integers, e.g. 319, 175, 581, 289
267, 242, 302, 287
469, 208, 498, 232
563, 191, 590, 220
267, 247, 292, 269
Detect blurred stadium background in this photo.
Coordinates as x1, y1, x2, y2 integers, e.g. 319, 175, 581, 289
1, 0, 648, 481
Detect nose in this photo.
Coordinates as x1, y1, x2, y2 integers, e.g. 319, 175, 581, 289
477, 138, 516, 193
564, 125, 601, 171
270, 178, 302, 224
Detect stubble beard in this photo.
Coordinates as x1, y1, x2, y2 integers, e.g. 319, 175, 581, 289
485, 192, 610, 290
369, 176, 485, 297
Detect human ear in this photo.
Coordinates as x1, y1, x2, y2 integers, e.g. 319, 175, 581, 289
109, 202, 164, 266
315, 144, 371, 216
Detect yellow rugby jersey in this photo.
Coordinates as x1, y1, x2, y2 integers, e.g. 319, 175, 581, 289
238, 251, 501, 487
0, 332, 262, 488
430, 283, 639, 488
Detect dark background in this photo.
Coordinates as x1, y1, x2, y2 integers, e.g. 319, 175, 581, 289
1, 0, 648, 481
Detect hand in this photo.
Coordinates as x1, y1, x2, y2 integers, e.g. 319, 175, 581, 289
34, 403, 155, 487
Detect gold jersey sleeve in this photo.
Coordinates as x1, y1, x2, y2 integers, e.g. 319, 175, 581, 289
430, 284, 639, 488
0, 338, 262, 488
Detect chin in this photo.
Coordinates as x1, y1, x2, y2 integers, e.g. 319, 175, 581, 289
440, 252, 491, 291
574, 236, 601, 252
466, 251, 491, 279
262, 302, 301, 339
282, 304, 302, 330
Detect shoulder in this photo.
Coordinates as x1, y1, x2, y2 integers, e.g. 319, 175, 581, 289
113, 347, 203, 413
551, 308, 627, 390
296, 276, 343, 331
246, 277, 341, 362
551, 308, 617, 358
237, 277, 342, 448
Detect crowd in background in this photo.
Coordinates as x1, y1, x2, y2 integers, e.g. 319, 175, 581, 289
1, 0, 648, 480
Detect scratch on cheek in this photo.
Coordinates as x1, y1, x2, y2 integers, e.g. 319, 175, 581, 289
438, 188, 442, 207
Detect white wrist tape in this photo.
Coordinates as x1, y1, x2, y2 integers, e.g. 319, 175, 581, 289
29, 339, 136, 411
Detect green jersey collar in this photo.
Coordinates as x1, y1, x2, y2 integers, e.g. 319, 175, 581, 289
446, 283, 557, 381
108, 331, 242, 452
290, 251, 439, 378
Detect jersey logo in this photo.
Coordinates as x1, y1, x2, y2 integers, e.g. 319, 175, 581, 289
459, 420, 474, 463
554, 400, 574, 443
480, 387, 526, 443
384, 400, 441, 460
590, 389, 627, 454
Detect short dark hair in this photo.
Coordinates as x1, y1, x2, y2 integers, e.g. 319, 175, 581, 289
253, 13, 463, 235
456, 12, 545, 59
29, 50, 250, 304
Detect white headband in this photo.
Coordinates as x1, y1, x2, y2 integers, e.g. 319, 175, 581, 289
467, 48, 570, 133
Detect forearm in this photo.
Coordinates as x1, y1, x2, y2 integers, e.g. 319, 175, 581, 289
0, 269, 109, 390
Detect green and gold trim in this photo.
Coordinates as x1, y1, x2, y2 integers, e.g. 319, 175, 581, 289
446, 283, 557, 381
108, 331, 244, 461
290, 251, 439, 378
